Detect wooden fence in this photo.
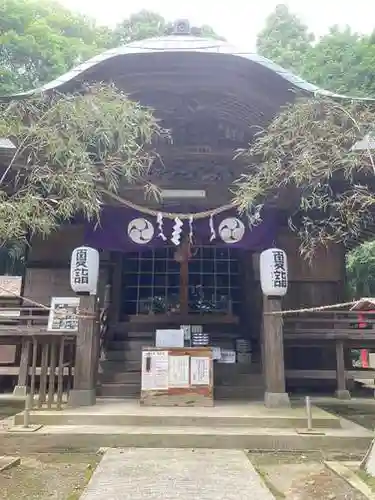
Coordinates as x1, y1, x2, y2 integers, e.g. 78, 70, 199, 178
0, 291, 110, 409
0, 307, 77, 408
284, 310, 375, 343
284, 310, 375, 395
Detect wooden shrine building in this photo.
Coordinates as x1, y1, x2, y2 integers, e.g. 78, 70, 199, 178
0, 22, 367, 407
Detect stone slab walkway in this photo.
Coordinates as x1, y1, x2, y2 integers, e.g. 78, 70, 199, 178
80, 448, 274, 500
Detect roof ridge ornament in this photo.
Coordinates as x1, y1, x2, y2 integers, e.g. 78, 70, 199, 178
172, 19, 191, 36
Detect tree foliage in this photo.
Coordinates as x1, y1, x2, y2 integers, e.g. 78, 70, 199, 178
257, 4, 375, 97
113, 10, 224, 45
347, 241, 375, 298
256, 4, 314, 72
112, 10, 168, 45
234, 96, 375, 257
0, 0, 113, 95
0, 2, 223, 96
0, 84, 163, 243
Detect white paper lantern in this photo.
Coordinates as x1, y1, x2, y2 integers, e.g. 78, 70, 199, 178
259, 248, 288, 297
70, 246, 99, 295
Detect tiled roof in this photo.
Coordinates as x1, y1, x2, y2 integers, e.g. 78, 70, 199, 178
2, 36, 374, 102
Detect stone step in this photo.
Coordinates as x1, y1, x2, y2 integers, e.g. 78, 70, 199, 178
6, 425, 370, 452
14, 407, 341, 429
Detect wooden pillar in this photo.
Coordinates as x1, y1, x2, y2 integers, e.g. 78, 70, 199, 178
178, 238, 189, 315
68, 295, 98, 407
110, 252, 122, 322
262, 296, 290, 407
180, 257, 189, 315
335, 340, 351, 399
13, 338, 31, 397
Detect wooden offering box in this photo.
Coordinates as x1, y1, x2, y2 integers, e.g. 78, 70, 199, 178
140, 346, 213, 407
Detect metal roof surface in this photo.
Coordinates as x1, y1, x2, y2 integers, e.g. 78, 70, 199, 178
2, 35, 374, 101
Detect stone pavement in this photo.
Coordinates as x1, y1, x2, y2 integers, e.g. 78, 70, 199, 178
80, 448, 275, 499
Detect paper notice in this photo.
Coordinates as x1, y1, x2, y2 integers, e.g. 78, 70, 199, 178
141, 350, 169, 391
156, 329, 184, 348
218, 349, 236, 364
212, 347, 221, 360
168, 355, 190, 388
190, 356, 210, 386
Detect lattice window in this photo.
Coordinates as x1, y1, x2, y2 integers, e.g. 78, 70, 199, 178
121, 246, 240, 316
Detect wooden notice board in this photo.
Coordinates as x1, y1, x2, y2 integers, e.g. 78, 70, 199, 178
140, 346, 213, 407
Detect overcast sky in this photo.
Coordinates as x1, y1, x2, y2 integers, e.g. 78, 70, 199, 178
59, 0, 375, 50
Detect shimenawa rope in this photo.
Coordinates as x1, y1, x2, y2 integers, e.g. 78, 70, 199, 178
0, 284, 97, 320
0, 281, 362, 318
101, 188, 238, 220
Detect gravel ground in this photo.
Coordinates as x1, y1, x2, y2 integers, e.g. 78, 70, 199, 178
249, 451, 368, 500
0, 453, 100, 500
0, 450, 370, 499
319, 403, 375, 431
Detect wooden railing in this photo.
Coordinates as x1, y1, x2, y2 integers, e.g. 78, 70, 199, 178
25, 334, 76, 409
0, 288, 111, 408
283, 310, 375, 396
0, 307, 76, 408
0, 306, 49, 331
283, 310, 375, 342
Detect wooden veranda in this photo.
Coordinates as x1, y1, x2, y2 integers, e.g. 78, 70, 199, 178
0, 302, 374, 405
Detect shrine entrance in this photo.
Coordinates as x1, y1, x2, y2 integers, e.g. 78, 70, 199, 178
120, 239, 241, 319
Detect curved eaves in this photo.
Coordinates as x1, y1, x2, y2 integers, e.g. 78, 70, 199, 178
2, 35, 375, 102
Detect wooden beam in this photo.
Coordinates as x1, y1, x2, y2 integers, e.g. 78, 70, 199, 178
286, 369, 375, 380
0, 365, 75, 376
127, 314, 239, 325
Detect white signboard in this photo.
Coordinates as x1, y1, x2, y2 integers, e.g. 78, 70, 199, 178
156, 329, 184, 348
168, 355, 190, 388
190, 357, 210, 385
141, 350, 169, 391
47, 297, 80, 332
